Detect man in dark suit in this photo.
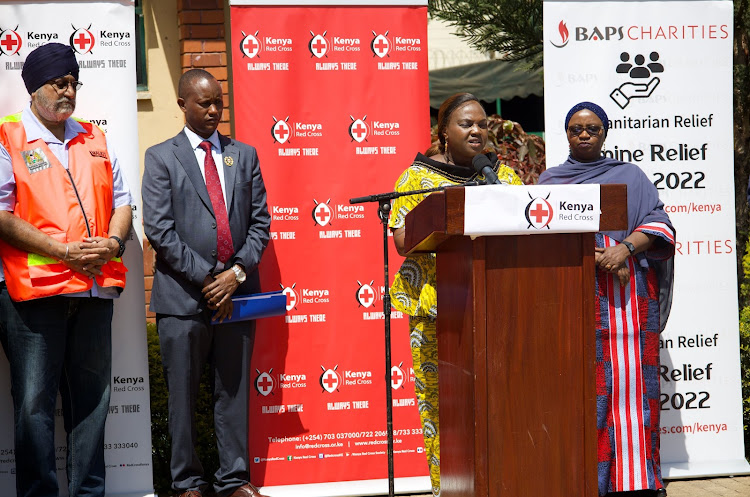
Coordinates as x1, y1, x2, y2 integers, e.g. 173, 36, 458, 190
142, 69, 270, 497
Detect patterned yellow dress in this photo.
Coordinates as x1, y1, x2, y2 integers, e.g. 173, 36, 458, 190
389, 153, 521, 496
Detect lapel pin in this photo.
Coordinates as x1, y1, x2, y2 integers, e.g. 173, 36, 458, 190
224, 156, 234, 167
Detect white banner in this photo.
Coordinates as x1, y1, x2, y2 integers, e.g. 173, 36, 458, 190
464, 184, 600, 236
543, 0, 749, 478
0, 2, 153, 496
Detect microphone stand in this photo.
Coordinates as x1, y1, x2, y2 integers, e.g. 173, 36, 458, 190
349, 180, 482, 497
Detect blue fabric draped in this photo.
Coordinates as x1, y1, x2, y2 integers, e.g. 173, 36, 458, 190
539, 155, 676, 331
538, 155, 673, 243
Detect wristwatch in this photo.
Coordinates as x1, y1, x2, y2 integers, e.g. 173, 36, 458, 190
621, 240, 635, 255
109, 235, 126, 258
231, 264, 246, 284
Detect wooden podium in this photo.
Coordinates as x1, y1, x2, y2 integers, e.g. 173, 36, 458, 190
403, 185, 627, 497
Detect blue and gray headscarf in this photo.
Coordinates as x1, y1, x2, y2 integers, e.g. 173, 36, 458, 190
564, 101, 609, 136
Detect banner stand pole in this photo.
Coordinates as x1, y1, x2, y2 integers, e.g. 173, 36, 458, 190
350, 180, 484, 497
377, 199, 396, 497
348, 192, 400, 497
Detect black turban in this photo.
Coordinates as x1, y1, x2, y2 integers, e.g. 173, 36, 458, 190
22, 42, 79, 94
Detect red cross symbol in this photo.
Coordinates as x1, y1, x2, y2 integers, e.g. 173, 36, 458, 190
285, 291, 296, 308
244, 37, 258, 54
275, 122, 289, 140
74, 32, 91, 50
530, 203, 549, 223
323, 372, 337, 390
360, 287, 374, 306
315, 206, 330, 224
374, 38, 388, 55
1, 34, 18, 52
391, 369, 402, 385
352, 123, 367, 140
258, 375, 273, 392
312, 38, 326, 55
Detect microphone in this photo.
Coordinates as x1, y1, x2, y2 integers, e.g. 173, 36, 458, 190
350, 178, 485, 204
472, 154, 501, 185
462, 180, 485, 187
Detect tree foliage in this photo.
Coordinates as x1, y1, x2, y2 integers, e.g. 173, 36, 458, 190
736, 0, 750, 303
428, 0, 544, 67
733, 4, 750, 456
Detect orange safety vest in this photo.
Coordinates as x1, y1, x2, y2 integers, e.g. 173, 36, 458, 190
0, 113, 127, 301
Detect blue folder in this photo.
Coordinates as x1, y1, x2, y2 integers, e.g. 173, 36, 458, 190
211, 291, 287, 323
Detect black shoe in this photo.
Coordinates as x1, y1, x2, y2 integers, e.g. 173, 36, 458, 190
655, 489, 667, 497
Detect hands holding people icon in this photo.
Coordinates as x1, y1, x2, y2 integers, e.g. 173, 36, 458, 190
610, 77, 660, 109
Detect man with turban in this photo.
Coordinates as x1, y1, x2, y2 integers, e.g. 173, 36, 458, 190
0, 42, 132, 497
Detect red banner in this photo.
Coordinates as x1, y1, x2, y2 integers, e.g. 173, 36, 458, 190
229, 3, 431, 494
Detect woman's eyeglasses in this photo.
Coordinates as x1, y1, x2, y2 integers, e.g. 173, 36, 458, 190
567, 125, 603, 136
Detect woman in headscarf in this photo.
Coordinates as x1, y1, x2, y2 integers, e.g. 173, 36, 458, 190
539, 102, 674, 497
389, 93, 522, 496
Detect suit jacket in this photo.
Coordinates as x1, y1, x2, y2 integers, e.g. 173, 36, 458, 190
142, 130, 270, 316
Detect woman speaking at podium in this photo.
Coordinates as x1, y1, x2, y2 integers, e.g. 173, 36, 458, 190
388, 93, 521, 496
539, 102, 674, 497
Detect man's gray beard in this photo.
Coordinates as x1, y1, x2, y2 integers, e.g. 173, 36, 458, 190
38, 99, 75, 123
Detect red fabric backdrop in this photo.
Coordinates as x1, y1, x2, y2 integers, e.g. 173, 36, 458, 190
230, 4, 431, 490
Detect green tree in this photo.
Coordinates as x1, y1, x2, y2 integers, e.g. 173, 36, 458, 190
428, 0, 544, 67
736, 0, 750, 299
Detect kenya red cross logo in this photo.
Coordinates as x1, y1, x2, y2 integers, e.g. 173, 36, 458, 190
280, 283, 298, 311
254, 369, 275, 396
356, 280, 376, 308
312, 199, 332, 227
391, 362, 405, 390
550, 20, 569, 48
370, 31, 390, 58
348, 115, 368, 143
240, 30, 261, 58
271, 116, 292, 144
319, 365, 340, 393
308, 31, 327, 58
525, 192, 553, 230
0, 27, 22, 57
70, 24, 95, 54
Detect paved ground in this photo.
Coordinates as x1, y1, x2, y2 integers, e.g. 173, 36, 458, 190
399, 475, 750, 496
661, 475, 750, 496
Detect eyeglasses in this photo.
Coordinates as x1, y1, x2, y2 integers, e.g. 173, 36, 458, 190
47, 79, 83, 92
567, 125, 603, 136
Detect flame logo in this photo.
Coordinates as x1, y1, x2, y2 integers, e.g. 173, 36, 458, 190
559, 21, 569, 43
551, 20, 569, 48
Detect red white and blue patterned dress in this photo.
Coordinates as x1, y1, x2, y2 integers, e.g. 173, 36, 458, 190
596, 224, 674, 495
540, 157, 675, 496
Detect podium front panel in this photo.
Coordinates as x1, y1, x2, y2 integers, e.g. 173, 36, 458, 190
436, 236, 488, 497
436, 234, 598, 497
